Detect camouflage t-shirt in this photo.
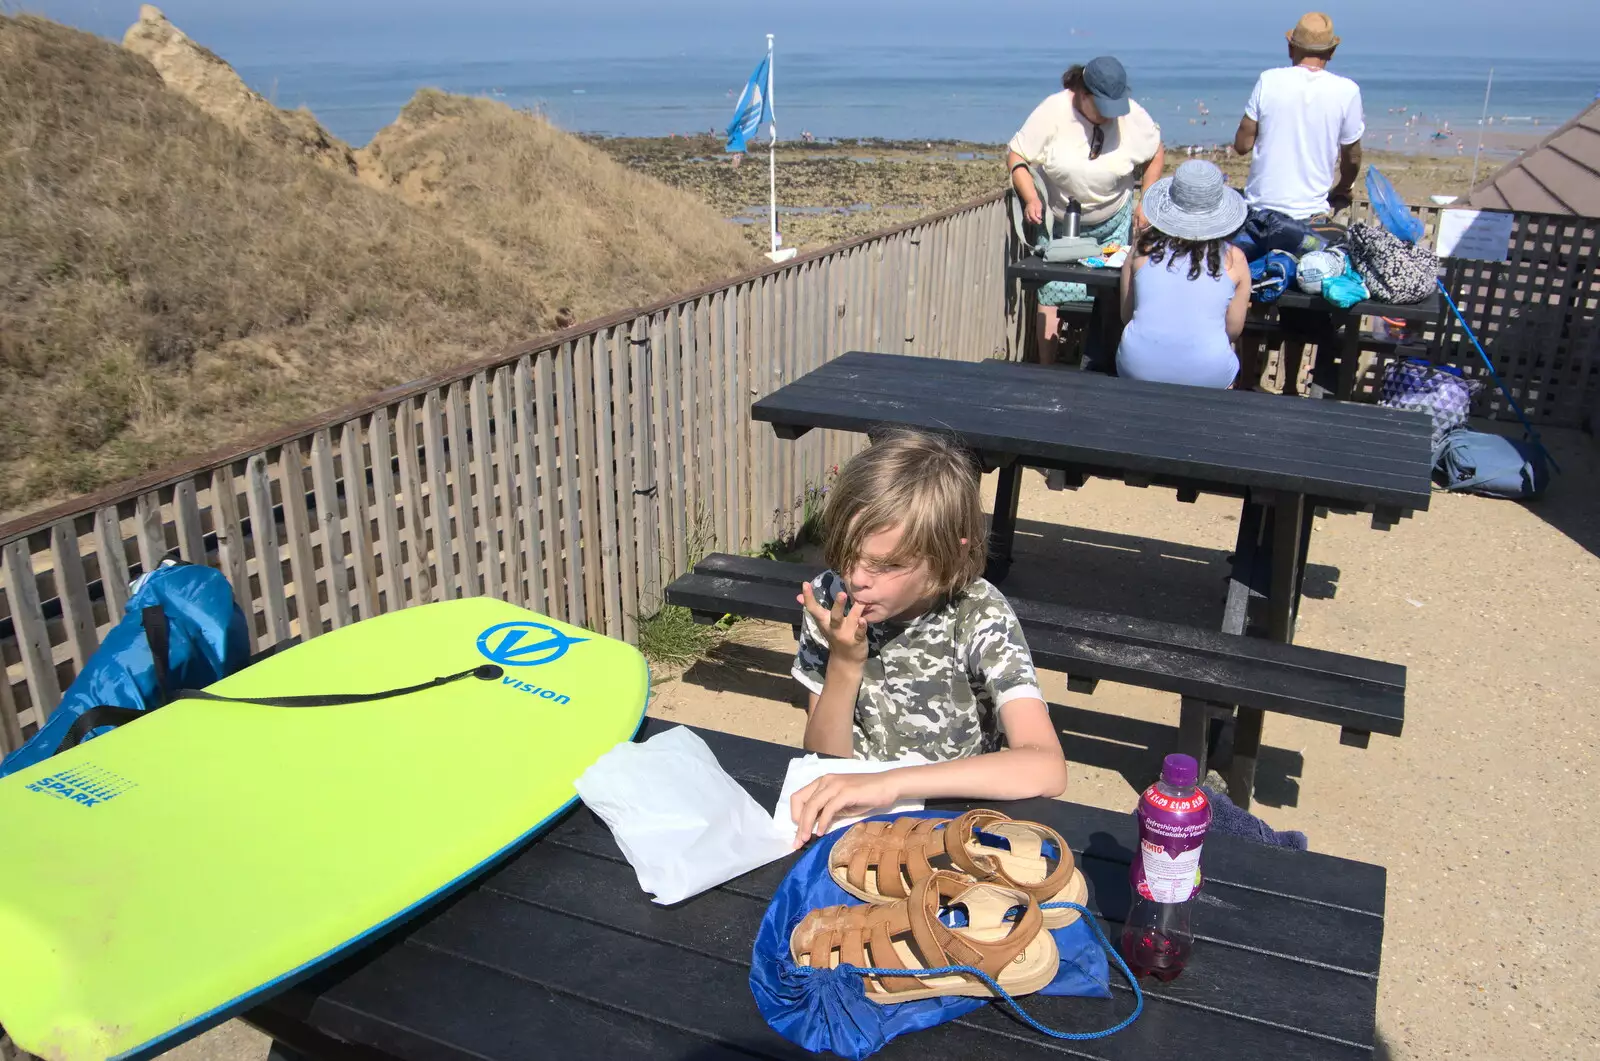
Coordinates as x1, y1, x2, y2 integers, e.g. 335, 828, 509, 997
791, 570, 1043, 762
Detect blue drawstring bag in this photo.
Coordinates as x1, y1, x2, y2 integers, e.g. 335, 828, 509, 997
750, 810, 1129, 1060
0, 560, 251, 778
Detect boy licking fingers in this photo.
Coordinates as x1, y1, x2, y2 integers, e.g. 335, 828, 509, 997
788, 429, 1068, 847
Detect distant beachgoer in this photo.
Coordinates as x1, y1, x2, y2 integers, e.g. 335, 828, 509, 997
1116, 161, 1251, 389
1007, 55, 1165, 367
1230, 11, 1364, 398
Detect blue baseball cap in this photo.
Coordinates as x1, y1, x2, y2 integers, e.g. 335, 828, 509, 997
1083, 56, 1130, 118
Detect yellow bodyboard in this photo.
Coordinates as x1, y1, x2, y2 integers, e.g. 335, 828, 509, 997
0, 598, 648, 1060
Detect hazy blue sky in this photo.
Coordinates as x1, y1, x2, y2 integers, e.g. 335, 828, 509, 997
20, 0, 1600, 61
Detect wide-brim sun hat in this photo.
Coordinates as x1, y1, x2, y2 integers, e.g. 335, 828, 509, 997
1141, 160, 1248, 242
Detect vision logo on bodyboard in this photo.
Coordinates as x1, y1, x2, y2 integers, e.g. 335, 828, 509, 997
476, 621, 587, 667
476, 621, 585, 705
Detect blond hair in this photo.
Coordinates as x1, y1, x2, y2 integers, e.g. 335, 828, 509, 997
822, 428, 987, 597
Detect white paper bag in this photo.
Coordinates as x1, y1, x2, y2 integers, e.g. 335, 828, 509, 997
773, 754, 925, 838
574, 726, 795, 905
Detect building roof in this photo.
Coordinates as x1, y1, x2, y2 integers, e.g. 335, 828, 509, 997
1466, 99, 1600, 217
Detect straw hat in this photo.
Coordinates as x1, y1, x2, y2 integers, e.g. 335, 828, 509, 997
1141, 160, 1248, 242
1287, 12, 1340, 52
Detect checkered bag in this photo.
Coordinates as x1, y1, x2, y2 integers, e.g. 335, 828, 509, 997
1379, 358, 1478, 445
1349, 222, 1439, 304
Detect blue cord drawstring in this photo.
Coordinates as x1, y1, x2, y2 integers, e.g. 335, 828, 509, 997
835, 901, 1144, 1041
1435, 277, 1560, 473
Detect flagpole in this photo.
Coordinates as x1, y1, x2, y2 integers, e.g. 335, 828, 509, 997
767, 33, 778, 255
1470, 67, 1494, 190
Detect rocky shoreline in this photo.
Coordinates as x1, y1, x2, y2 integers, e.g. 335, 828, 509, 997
587, 131, 1504, 253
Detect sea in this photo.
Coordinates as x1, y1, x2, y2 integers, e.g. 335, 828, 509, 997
239, 45, 1598, 158
31, 4, 1600, 155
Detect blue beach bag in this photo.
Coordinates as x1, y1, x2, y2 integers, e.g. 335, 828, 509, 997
0, 560, 251, 778
750, 810, 1138, 1059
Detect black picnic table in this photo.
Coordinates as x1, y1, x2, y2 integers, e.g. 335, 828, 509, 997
1006, 258, 1443, 399
246, 719, 1388, 1061
750, 351, 1432, 795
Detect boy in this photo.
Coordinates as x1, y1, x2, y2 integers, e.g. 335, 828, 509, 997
788, 428, 1068, 846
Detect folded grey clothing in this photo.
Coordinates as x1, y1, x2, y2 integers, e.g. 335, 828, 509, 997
1200, 784, 1308, 850
1043, 236, 1104, 262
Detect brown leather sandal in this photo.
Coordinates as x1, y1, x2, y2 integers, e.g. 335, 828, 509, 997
829, 810, 1088, 929
790, 870, 1059, 1003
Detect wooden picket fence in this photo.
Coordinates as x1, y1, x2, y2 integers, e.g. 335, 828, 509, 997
1, 186, 1594, 747
0, 194, 1011, 748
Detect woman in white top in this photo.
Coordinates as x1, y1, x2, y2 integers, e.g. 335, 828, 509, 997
1116, 161, 1252, 388
1007, 56, 1165, 366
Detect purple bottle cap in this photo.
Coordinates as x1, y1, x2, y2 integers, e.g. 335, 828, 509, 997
1162, 753, 1199, 788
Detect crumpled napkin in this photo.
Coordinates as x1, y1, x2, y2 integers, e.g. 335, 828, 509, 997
575, 726, 794, 905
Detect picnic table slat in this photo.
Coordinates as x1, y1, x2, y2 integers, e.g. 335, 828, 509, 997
976, 358, 1437, 433
356, 833, 1372, 1058
259, 719, 1386, 1061
760, 379, 1430, 502
773, 353, 1433, 462
275, 941, 764, 1061
758, 358, 1432, 463
752, 354, 1432, 510
535, 746, 1385, 972
795, 347, 1430, 443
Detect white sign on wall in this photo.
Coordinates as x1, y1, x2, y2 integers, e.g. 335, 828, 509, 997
1436, 209, 1516, 261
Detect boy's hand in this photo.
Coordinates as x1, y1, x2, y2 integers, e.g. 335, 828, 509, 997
790, 771, 903, 849
799, 582, 868, 665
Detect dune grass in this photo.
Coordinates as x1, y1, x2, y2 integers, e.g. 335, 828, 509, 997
0, 15, 758, 518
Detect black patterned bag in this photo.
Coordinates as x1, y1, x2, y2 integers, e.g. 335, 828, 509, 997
1348, 222, 1439, 304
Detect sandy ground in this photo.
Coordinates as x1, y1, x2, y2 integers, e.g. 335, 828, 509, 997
157, 420, 1599, 1061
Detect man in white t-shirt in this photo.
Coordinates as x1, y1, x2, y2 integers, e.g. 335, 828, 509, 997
1231, 12, 1363, 395
1232, 12, 1364, 220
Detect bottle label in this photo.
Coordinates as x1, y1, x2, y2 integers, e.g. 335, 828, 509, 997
1137, 839, 1204, 903
1133, 785, 1210, 903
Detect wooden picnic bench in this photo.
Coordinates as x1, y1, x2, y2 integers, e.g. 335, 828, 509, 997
242, 719, 1392, 1061
745, 352, 1433, 806
665, 554, 1405, 784
1006, 258, 1445, 399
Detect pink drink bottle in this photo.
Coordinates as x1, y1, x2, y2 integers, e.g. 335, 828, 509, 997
1120, 753, 1211, 981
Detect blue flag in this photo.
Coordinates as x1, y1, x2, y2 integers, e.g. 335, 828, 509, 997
725, 54, 773, 154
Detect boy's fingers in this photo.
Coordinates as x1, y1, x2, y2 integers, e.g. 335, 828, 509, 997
829, 589, 848, 626
815, 790, 855, 837
791, 780, 827, 847
789, 780, 814, 845
799, 583, 830, 625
